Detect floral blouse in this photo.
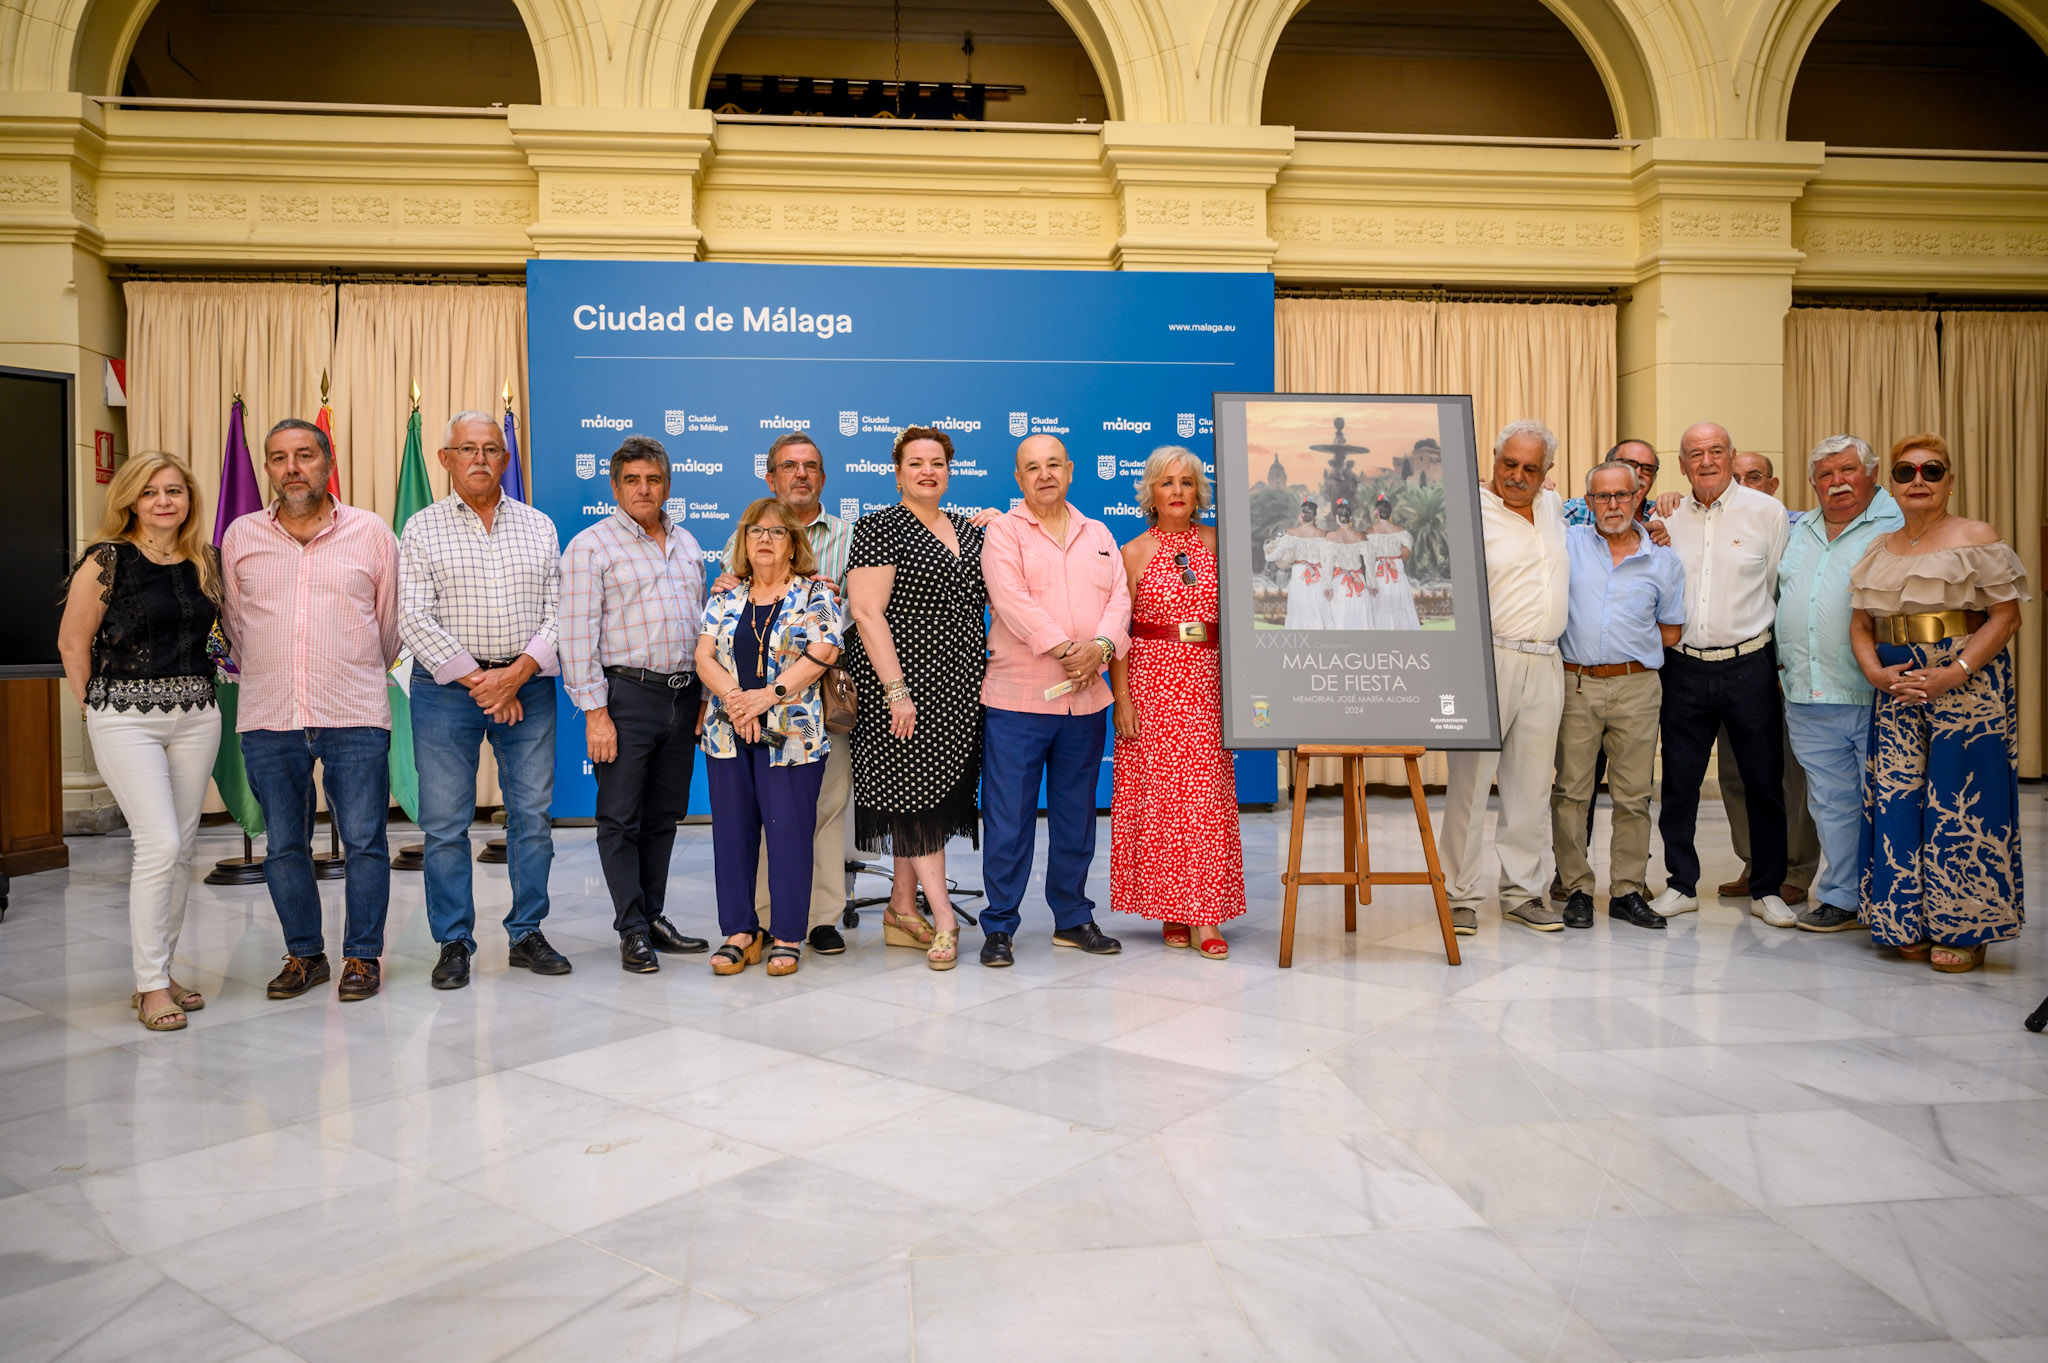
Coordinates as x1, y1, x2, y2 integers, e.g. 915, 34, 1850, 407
699, 577, 846, 765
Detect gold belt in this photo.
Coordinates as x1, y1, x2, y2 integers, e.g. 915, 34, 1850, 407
1873, 610, 1983, 645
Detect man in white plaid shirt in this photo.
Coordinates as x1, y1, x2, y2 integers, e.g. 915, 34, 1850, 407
400, 410, 570, 991
561, 435, 713, 972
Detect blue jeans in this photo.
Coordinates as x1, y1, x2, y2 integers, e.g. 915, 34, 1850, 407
1785, 700, 1872, 913
979, 706, 1104, 936
410, 667, 557, 951
242, 726, 391, 959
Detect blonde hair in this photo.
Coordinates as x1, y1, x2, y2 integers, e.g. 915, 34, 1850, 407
732, 497, 817, 580
1135, 445, 1213, 522
91, 452, 220, 601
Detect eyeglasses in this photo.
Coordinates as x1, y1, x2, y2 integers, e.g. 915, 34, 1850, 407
744, 525, 792, 540
1173, 552, 1197, 586
1891, 461, 1947, 486
447, 444, 505, 459
1623, 461, 1659, 480
1587, 491, 1635, 505
771, 460, 823, 475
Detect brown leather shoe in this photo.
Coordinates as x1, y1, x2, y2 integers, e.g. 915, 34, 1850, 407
267, 953, 330, 999
1717, 876, 1749, 898
1781, 884, 1808, 906
338, 958, 381, 1002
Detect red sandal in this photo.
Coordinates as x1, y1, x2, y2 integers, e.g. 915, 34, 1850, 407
1162, 924, 1192, 949
1196, 935, 1229, 960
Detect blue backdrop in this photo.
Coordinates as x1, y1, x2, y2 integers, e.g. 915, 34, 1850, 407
527, 260, 1277, 818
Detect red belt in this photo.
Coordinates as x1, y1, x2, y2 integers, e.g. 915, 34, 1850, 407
1131, 620, 1218, 647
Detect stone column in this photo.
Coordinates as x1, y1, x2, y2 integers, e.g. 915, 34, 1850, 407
1100, 121, 1293, 271
509, 106, 717, 259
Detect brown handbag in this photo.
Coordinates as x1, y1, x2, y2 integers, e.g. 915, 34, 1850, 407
821, 665, 857, 734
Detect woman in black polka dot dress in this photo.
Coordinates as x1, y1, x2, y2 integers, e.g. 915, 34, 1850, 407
843, 426, 988, 969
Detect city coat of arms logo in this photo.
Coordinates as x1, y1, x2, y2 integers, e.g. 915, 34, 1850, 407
1097, 454, 1116, 480
664, 410, 686, 436
574, 452, 597, 480
1009, 411, 1029, 437
1176, 413, 1197, 439
840, 497, 860, 521
1440, 694, 1457, 716
838, 410, 859, 437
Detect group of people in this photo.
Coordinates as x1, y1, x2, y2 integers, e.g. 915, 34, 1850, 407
1264, 495, 1422, 630
58, 412, 1246, 1029
1451, 419, 2026, 977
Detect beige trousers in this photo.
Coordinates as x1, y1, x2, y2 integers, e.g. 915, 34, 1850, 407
1550, 668, 1662, 898
1718, 725, 1821, 888
753, 739, 852, 933
1441, 645, 1565, 908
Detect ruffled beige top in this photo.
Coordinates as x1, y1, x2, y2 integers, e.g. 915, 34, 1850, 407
1850, 540, 2032, 614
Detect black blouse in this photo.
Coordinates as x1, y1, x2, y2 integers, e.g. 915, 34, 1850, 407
75, 541, 219, 713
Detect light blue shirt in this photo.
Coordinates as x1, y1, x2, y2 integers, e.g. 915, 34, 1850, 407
1776, 489, 1903, 706
1560, 524, 1687, 668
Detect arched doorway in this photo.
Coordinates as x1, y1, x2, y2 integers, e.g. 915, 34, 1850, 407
1261, 0, 1619, 138
1786, 0, 2048, 151
703, 0, 1110, 123
121, 0, 542, 106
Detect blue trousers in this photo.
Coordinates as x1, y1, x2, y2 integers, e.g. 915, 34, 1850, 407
242, 726, 391, 960
410, 667, 557, 951
706, 746, 826, 942
1785, 700, 1871, 914
979, 706, 1103, 935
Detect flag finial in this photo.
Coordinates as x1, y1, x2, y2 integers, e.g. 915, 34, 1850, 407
501, 376, 512, 409
409, 379, 420, 411
320, 368, 329, 402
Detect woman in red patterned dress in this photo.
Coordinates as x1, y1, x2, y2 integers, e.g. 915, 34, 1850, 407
1110, 446, 1247, 957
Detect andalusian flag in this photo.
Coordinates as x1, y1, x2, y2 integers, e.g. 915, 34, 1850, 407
386, 402, 433, 821
209, 397, 266, 837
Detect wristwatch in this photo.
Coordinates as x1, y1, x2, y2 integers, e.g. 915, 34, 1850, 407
773, 682, 788, 699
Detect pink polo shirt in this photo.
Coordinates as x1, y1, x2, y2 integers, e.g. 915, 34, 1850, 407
981, 503, 1131, 715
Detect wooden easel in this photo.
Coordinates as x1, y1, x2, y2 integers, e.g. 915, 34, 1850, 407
1278, 744, 1459, 967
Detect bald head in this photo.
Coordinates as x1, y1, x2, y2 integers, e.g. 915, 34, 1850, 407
1014, 433, 1073, 517
1679, 422, 1736, 504
1015, 433, 1067, 468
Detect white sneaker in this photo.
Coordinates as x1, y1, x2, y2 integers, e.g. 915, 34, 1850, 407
1752, 894, 1797, 928
1649, 887, 1698, 917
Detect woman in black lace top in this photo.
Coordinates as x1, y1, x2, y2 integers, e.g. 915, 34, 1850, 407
57, 452, 224, 1032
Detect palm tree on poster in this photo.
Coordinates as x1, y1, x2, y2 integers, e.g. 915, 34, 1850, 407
1394, 481, 1449, 581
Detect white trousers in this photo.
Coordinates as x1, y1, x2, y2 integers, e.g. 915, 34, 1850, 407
86, 705, 222, 992
1439, 646, 1565, 908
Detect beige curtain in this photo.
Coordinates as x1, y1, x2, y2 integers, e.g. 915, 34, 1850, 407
124, 282, 335, 514
331, 284, 531, 519
1940, 312, 2048, 779
1274, 297, 1618, 789
1782, 308, 1941, 513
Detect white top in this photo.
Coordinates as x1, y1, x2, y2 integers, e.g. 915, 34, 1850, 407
1662, 482, 1791, 649
1478, 485, 1568, 643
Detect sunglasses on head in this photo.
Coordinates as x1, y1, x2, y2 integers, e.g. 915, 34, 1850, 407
1173, 551, 1197, 586
1890, 461, 1947, 486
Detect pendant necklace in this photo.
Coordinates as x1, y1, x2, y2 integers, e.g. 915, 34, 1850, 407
748, 597, 776, 681
1905, 511, 1948, 548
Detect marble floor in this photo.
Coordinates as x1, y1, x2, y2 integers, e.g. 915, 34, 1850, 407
2, 792, 2046, 1363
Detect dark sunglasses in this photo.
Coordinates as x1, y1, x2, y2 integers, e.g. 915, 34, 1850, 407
1173, 551, 1197, 586
1890, 461, 1947, 486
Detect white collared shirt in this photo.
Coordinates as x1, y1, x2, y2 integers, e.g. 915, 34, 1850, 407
1662, 482, 1791, 649
1478, 485, 1569, 644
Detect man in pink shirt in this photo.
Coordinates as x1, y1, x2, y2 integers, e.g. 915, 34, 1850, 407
222, 418, 400, 1003
977, 434, 1132, 967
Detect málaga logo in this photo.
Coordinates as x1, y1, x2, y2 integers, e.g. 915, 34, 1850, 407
1009, 411, 1029, 438
839, 497, 860, 520
1097, 454, 1115, 480
754, 454, 767, 478
574, 453, 597, 480
838, 410, 859, 438
1439, 694, 1457, 716
1176, 413, 1197, 439
665, 410, 686, 436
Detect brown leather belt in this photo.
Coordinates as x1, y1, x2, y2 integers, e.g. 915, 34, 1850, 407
1564, 660, 1651, 678
1873, 609, 1985, 645
1131, 620, 1218, 647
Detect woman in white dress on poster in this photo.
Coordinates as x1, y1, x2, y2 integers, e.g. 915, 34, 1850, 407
1264, 500, 1331, 629
1366, 495, 1421, 631
1324, 499, 1373, 630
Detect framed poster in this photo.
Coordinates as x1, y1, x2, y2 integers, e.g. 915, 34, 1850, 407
1212, 393, 1502, 751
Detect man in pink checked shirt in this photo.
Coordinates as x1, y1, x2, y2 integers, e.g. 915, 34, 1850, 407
222, 418, 400, 1004
975, 434, 1132, 969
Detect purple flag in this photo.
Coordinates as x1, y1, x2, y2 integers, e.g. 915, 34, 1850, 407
213, 397, 263, 547
501, 407, 526, 502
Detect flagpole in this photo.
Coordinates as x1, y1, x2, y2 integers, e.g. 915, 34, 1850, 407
205, 391, 268, 886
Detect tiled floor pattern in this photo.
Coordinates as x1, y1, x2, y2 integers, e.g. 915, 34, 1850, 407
1, 793, 2045, 1361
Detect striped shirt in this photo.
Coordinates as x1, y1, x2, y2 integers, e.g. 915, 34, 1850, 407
399, 492, 562, 684
560, 510, 707, 710
222, 501, 401, 732
721, 505, 852, 587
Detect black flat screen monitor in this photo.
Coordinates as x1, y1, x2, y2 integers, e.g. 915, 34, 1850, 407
0, 366, 75, 678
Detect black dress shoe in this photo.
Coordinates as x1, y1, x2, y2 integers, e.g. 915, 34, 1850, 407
620, 931, 661, 972
1563, 891, 1595, 930
807, 924, 847, 955
980, 931, 1014, 967
267, 953, 330, 999
430, 941, 472, 990
1609, 891, 1669, 930
509, 931, 572, 975
1051, 921, 1121, 954
648, 916, 708, 954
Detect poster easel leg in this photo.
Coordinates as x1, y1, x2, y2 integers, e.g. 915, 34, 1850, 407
1406, 754, 1460, 966
1340, 758, 1358, 934
1279, 751, 1310, 968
